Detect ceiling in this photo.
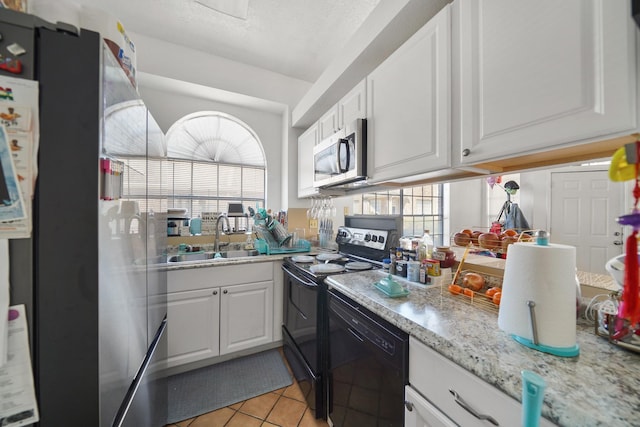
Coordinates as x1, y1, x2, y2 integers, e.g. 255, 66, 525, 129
69, 0, 381, 83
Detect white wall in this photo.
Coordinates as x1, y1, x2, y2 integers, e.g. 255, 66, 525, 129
129, 32, 313, 210
138, 84, 285, 210
131, 32, 311, 108
449, 179, 485, 235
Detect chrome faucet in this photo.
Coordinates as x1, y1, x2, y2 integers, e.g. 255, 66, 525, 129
215, 214, 231, 252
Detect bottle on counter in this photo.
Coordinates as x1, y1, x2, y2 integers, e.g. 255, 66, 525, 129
418, 230, 434, 261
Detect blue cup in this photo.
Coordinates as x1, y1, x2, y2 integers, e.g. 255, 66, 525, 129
521, 370, 547, 427
189, 217, 202, 235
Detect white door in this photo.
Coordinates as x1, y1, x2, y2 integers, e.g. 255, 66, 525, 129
550, 170, 624, 274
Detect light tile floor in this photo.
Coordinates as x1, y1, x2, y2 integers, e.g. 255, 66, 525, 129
166, 349, 329, 427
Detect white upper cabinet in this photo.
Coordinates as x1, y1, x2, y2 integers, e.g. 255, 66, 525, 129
318, 106, 339, 141
454, 0, 638, 166
338, 79, 367, 129
297, 122, 319, 198
366, 5, 451, 183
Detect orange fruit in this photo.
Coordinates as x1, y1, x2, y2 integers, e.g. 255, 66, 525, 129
492, 292, 502, 305
448, 284, 462, 295
503, 229, 518, 237
485, 287, 500, 297
461, 229, 473, 237
463, 288, 474, 298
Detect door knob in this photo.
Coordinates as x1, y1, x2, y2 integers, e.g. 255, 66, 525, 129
613, 231, 621, 236
462, 148, 471, 157
614, 240, 623, 245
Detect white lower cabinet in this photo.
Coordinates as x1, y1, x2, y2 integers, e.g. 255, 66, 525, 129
219, 281, 274, 355
408, 337, 556, 427
166, 288, 220, 367
405, 386, 456, 427
164, 262, 276, 369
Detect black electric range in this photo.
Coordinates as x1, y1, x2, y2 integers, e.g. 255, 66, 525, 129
281, 221, 399, 420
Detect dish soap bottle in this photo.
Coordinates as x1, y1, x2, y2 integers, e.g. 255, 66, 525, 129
418, 230, 433, 261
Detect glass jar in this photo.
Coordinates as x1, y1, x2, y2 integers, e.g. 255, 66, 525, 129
433, 246, 456, 268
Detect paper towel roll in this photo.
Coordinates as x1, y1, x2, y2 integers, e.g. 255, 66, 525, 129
498, 242, 577, 348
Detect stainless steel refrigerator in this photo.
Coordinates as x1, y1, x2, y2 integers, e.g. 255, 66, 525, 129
1, 8, 168, 427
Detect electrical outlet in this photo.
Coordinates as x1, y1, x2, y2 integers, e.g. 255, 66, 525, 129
309, 219, 318, 228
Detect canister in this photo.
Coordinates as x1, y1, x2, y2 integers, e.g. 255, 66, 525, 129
426, 259, 440, 276
433, 246, 455, 268
407, 261, 420, 282
395, 260, 407, 277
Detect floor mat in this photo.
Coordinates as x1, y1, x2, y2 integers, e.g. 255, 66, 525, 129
167, 349, 293, 424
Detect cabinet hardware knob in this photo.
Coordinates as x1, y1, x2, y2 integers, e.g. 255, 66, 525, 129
462, 148, 471, 157
404, 400, 414, 412
223, 289, 228, 294
213, 290, 218, 295
449, 389, 499, 425
613, 231, 621, 236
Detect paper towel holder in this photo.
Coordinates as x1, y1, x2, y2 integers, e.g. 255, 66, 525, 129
498, 231, 580, 358
509, 300, 579, 357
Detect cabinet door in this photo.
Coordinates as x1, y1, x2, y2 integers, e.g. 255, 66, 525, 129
367, 5, 451, 183
165, 288, 220, 368
220, 281, 274, 355
318, 105, 339, 141
298, 123, 319, 198
455, 0, 637, 165
405, 386, 457, 427
338, 78, 367, 129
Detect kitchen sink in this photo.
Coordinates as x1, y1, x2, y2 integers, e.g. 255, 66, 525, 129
168, 250, 260, 263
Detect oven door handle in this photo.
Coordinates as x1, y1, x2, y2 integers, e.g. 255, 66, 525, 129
282, 264, 318, 290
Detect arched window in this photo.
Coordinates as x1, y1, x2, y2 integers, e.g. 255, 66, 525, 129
165, 112, 266, 218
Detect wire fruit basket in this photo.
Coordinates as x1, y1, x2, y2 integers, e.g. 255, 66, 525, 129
441, 268, 503, 315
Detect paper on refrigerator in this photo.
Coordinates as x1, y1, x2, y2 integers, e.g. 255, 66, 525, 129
0, 75, 39, 238
0, 126, 25, 224
0, 305, 39, 426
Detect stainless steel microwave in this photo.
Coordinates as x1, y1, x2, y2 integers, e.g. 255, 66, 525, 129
313, 118, 367, 188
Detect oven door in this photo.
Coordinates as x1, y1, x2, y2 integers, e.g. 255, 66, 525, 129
282, 264, 321, 370
282, 263, 326, 419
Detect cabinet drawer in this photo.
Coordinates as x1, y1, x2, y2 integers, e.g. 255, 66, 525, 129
168, 262, 273, 292
409, 337, 555, 426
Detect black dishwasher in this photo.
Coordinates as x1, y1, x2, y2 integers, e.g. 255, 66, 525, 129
327, 289, 409, 427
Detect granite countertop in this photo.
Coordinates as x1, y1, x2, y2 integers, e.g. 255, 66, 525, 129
164, 253, 289, 270
325, 270, 639, 427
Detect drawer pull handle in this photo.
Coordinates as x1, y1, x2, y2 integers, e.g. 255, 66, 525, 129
449, 389, 499, 426
404, 400, 414, 412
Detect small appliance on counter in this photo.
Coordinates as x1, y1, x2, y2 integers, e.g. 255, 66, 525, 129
498, 231, 580, 357
167, 208, 189, 236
